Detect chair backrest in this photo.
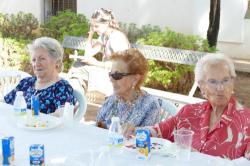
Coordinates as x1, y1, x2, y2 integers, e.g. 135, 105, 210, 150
73, 88, 87, 121
0, 70, 31, 100
158, 98, 178, 121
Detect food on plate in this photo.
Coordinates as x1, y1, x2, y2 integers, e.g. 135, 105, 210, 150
125, 139, 165, 151
25, 117, 49, 128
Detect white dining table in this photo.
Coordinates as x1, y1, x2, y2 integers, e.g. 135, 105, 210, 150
0, 102, 249, 166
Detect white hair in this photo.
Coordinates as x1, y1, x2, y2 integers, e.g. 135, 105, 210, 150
194, 53, 236, 82
28, 37, 64, 72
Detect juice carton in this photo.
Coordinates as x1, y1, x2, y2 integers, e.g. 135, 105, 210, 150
136, 129, 151, 160
2, 136, 15, 165
30, 144, 44, 166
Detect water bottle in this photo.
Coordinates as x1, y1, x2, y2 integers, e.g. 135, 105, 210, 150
108, 117, 124, 147
13, 91, 27, 116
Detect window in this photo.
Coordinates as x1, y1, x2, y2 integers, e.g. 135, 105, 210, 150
44, 0, 77, 22
51, 0, 77, 16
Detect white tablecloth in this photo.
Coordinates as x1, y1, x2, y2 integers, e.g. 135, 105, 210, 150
0, 102, 249, 166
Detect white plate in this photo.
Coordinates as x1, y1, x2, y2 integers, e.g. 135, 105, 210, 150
151, 137, 172, 151
16, 115, 62, 131
151, 137, 176, 156
124, 137, 173, 154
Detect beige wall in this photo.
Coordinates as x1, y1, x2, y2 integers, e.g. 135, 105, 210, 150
218, 20, 250, 59
0, 0, 43, 21
77, 0, 196, 34
193, 0, 250, 59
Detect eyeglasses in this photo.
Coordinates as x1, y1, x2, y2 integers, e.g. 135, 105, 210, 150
204, 77, 233, 89
109, 72, 133, 80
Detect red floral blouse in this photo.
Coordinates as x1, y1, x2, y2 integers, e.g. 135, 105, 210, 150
150, 97, 250, 160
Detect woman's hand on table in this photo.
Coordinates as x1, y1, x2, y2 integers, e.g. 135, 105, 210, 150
97, 121, 107, 129
122, 123, 136, 139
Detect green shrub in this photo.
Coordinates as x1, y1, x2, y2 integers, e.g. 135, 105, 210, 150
138, 28, 216, 94
0, 13, 4, 37
138, 28, 216, 52
119, 23, 161, 43
0, 12, 38, 39
40, 10, 89, 72
144, 60, 194, 94
40, 10, 89, 41
0, 38, 31, 73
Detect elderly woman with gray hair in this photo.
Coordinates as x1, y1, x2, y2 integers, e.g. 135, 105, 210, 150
124, 54, 250, 160
4, 37, 76, 114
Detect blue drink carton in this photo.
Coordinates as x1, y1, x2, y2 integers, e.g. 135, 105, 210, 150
136, 129, 151, 160
30, 144, 44, 166
2, 136, 15, 165
31, 95, 40, 116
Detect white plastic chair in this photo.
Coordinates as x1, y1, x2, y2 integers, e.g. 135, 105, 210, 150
158, 98, 178, 121
0, 70, 31, 100
73, 87, 87, 121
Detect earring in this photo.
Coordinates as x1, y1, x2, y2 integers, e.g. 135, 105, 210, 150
131, 82, 136, 89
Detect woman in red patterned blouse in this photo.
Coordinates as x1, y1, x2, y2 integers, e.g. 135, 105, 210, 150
124, 54, 250, 160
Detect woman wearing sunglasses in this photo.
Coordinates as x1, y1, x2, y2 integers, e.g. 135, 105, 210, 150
96, 48, 161, 130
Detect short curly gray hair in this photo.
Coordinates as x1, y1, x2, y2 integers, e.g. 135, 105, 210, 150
28, 37, 64, 72
194, 53, 236, 82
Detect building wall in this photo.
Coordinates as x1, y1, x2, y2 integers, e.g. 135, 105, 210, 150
193, 0, 250, 59
77, 0, 196, 34
77, 0, 250, 60
217, 20, 250, 59
0, 0, 249, 60
0, 0, 43, 22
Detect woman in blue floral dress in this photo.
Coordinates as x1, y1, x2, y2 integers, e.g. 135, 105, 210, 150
4, 37, 76, 114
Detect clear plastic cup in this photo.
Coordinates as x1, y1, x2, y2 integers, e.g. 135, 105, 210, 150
173, 129, 194, 161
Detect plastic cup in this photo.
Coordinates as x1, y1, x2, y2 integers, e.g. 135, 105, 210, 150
62, 102, 74, 127
173, 129, 194, 161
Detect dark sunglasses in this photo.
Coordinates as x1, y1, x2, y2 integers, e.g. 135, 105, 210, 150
109, 72, 133, 80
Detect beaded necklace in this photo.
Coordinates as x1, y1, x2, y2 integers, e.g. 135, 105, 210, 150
110, 90, 142, 124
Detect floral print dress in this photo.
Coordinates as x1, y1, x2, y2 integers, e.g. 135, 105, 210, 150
4, 77, 76, 114
96, 91, 160, 128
